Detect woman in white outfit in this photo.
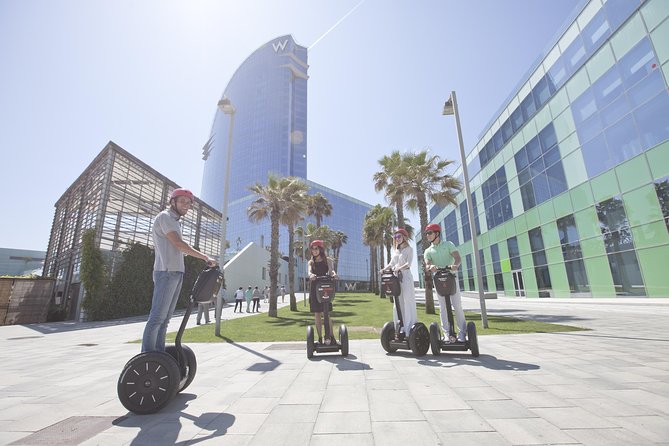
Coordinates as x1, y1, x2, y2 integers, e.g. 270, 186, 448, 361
382, 228, 417, 340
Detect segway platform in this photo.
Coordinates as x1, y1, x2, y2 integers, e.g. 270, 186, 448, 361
117, 266, 223, 414
379, 270, 429, 356
430, 268, 479, 357
306, 276, 349, 358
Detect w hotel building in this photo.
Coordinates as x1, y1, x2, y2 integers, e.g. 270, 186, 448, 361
425, 0, 669, 298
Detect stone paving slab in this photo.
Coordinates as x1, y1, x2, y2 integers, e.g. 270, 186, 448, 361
1, 296, 669, 445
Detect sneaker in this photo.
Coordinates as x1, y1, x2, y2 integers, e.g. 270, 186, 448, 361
318, 337, 323, 344
457, 334, 466, 343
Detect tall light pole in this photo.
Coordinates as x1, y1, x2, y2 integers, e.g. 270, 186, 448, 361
443, 91, 488, 328
215, 96, 235, 337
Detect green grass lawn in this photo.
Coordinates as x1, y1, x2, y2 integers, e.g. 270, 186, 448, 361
166, 292, 586, 343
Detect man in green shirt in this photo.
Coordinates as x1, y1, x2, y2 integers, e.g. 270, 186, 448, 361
423, 223, 466, 342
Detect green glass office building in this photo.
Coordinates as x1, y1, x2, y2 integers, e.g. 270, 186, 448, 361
424, 0, 669, 298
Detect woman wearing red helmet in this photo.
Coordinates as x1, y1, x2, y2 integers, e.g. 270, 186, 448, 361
141, 188, 217, 353
381, 228, 417, 341
307, 240, 337, 344
423, 223, 465, 343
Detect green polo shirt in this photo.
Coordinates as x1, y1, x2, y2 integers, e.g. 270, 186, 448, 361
423, 240, 458, 268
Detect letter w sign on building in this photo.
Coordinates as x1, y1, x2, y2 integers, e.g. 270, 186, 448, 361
272, 39, 288, 52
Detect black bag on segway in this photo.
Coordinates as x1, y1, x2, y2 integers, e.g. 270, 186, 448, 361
380, 271, 401, 297
433, 269, 456, 296
316, 277, 335, 303
191, 267, 224, 303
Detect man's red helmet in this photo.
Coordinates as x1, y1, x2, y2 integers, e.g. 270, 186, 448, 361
425, 223, 441, 233
310, 240, 324, 249
170, 188, 194, 201
394, 228, 409, 238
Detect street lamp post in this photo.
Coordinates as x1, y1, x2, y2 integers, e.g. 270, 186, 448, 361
215, 96, 235, 337
443, 91, 489, 328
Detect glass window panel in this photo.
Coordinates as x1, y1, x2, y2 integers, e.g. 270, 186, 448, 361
634, 91, 669, 151
563, 35, 587, 75
530, 157, 545, 177
577, 112, 604, 144
605, 0, 641, 31
510, 107, 524, 132
582, 8, 611, 54
529, 227, 545, 252
515, 147, 529, 171
533, 174, 551, 204
507, 236, 521, 269
619, 37, 657, 89
548, 57, 568, 91
608, 250, 646, 295
502, 196, 513, 221
521, 182, 536, 210
492, 130, 504, 153
518, 167, 532, 186
604, 113, 642, 164
521, 92, 537, 121
526, 136, 542, 162
627, 69, 665, 108
600, 94, 631, 127
543, 146, 561, 168
533, 75, 553, 108
547, 163, 568, 197
654, 177, 669, 232
591, 65, 623, 108
501, 119, 513, 143
572, 90, 598, 124
539, 124, 558, 152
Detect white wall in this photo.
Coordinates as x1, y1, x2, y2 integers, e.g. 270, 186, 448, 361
222, 242, 289, 299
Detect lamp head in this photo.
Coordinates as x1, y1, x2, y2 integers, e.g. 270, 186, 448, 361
442, 96, 454, 116
218, 97, 235, 114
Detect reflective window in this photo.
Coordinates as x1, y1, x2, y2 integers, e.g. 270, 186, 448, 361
556, 214, 590, 293
591, 65, 623, 109
507, 236, 521, 270
596, 196, 646, 295
466, 254, 475, 290
490, 243, 504, 291
460, 201, 471, 243
563, 35, 587, 76
634, 91, 669, 151
479, 249, 489, 291
444, 209, 459, 246
655, 176, 669, 232
528, 227, 552, 296
482, 167, 513, 230
618, 38, 657, 89
604, 0, 640, 31
582, 8, 611, 54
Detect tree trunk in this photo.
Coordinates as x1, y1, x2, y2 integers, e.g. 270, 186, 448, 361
269, 214, 280, 317
288, 224, 298, 311
418, 194, 435, 314
379, 244, 386, 299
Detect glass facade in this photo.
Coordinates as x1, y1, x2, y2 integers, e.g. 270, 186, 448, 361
200, 35, 372, 287
425, 0, 669, 297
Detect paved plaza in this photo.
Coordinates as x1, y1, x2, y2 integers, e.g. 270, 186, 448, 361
1, 293, 668, 445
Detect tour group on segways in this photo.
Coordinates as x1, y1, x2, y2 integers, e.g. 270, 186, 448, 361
306, 275, 349, 358
117, 266, 224, 414
380, 269, 430, 356
305, 239, 348, 359
430, 267, 479, 357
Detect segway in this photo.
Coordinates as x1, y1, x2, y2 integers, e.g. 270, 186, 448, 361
379, 270, 430, 356
306, 275, 348, 358
117, 266, 224, 414
429, 267, 479, 357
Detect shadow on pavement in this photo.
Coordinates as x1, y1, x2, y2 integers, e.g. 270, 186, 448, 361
114, 393, 236, 446
218, 335, 281, 372
310, 353, 372, 371
418, 354, 540, 371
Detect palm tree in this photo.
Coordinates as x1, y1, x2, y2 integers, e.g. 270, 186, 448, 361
248, 175, 307, 317
307, 192, 333, 227
362, 205, 392, 297
330, 230, 348, 273
277, 179, 309, 312
374, 150, 410, 228
404, 150, 461, 314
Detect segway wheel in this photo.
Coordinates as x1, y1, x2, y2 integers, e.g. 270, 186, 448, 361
339, 324, 349, 357
380, 321, 398, 353
467, 321, 480, 357
409, 323, 430, 357
165, 345, 197, 392
429, 322, 441, 356
117, 351, 180, 414
306, 325, 315, 359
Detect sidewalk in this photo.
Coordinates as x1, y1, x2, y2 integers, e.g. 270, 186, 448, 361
1, 293, 668, 445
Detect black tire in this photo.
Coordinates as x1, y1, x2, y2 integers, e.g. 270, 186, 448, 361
165, 345, 197, 392
409, 323, 430, 357
307, 325, 315, 359
380, 321, 398, 353
117, 351, 180, 414
339, 325, 349, 357
467, 321, 479, 357
429, 322, 441, 356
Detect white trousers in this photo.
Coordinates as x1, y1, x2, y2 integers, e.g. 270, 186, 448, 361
392, 270, 417, 334
435, 280, 466, 340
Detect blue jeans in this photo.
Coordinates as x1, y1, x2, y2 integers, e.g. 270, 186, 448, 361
141, 271, 184, 352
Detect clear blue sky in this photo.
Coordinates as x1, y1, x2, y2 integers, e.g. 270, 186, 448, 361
0, 0, 581, 256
